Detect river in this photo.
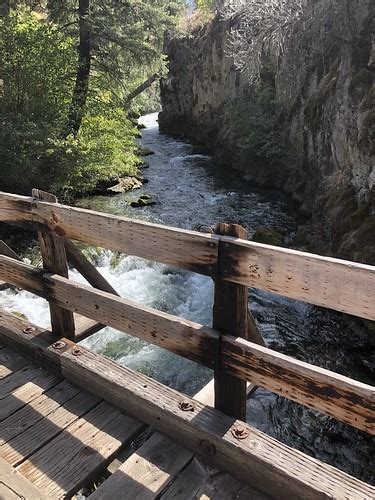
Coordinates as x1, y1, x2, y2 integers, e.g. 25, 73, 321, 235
1, 113, 373, 484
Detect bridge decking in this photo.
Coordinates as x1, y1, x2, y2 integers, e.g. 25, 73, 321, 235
0, 190, 374, 499
0, 342, 263, 499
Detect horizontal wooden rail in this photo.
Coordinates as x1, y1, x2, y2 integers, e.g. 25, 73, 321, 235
0, 256, 218, 368
220, 237, 375, 320
222, 336, 374, 434
0, 255, 373, 433
0, 311, 373, 500
0, 192, 219, 276
1, 192, 374, 319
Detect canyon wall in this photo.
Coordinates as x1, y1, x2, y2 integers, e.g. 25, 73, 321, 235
159, 0, 375, 263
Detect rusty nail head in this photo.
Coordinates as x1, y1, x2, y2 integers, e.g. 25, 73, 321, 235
72, 347, 84, 357
52, 340, 66, 350
178, 400, 195, 412
23, 325, 36, 334
231, 425, 249, 440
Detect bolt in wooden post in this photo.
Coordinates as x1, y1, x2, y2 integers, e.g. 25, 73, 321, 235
213, 223, 249, 421
32, 189, 75, 340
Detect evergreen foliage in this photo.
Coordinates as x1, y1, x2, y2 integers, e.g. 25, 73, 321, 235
0, 1, 183, 199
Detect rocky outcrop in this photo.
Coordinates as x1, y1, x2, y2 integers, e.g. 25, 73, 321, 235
160, 1, 374, 263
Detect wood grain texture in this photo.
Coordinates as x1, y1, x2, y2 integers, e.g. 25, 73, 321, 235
0, 192, 219, 276
214, 224, 249, 421
90, 372, 224, 499
59, 346, 375, 500
220, 237, 375, 320
0, 368, 61, 421
0, 456, 47, 500
0, 256, 219, 367
161, 456, 269, 500
222, 336, 375, 434
0, 380, 80, 445
90, 433, 193, 499
32, 190, 75, 340
0, 311, 373, 499
74, 314, 104, 342
2, 390, 100, 467
0, 347, 29, 380
0, 241, 22, 261
17, 401, 143, 498
65, 239, 119, 295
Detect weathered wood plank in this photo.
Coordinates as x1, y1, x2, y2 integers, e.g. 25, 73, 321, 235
222, 336, 375, 434
0, 257, 219, 368
0, 241, 21, 293
0, 241, 22, 261
74, 314, 104, 342
65, 239, 119, 295
91, 373, 221, 498
0, 312, 373, 499
0, 192, 219, 276
0, 380, 80, 445
0, 369, 61, 421
221, 237, 375, 320
32, 190, 75, 340
214, 223, 248, 420
161, 456, 268, 500
0, 456, 47, 500
2, 390, 100, 467
90, 434, 193, 499
0, 347, 29, 379
18, 401, 144, 498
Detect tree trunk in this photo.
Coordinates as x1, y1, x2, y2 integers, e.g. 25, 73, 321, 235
65, 0, 91, 138
124, 73, 159, 107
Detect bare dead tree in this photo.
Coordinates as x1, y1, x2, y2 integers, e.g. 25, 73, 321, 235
220, 0, 308, 80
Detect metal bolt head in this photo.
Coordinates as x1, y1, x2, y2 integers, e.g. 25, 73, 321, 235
52, 340, 66, 350
72, 347, 84, 357
23, 326, 36, 334
231, 425, 249, 440
178, 400, 195, 412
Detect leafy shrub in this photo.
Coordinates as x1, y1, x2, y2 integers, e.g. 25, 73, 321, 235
225, 82, 292, 172
0, 10, 140, 200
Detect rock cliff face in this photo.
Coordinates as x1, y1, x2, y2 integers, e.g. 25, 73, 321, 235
160, 1, 375, 263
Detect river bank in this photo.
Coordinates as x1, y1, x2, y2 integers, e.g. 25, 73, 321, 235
0, 113, 374, 484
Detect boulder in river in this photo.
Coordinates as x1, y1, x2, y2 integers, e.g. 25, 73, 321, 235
130, 194, 156, 208
107, 176, 143, 194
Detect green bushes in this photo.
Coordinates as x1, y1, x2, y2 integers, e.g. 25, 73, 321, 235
0, 10, 140, 200
225, 83, 291, 173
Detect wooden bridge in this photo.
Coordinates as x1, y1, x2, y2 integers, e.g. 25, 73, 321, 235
0, 190, 374, 499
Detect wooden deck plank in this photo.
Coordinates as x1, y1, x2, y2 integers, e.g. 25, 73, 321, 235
0, 380, 81, 445
0, 456, 47, 500
90, 375, 221, 499
0, 347, 29, 380
0, 365, 52, 401
161, 456, 268, 500
17, 401, 144, 498
0, 311, 374, 499
2, 389, 100, 467
90, 433, 193, 499
0, 368, 62, 421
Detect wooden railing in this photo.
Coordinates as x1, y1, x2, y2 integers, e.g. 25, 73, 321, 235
0, 190, 374, 435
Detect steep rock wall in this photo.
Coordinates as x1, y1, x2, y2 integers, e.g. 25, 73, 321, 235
159, 1, 375, 263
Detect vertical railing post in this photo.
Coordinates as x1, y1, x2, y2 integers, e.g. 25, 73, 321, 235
32, 189, 75, 340
213, 223, 249, 421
